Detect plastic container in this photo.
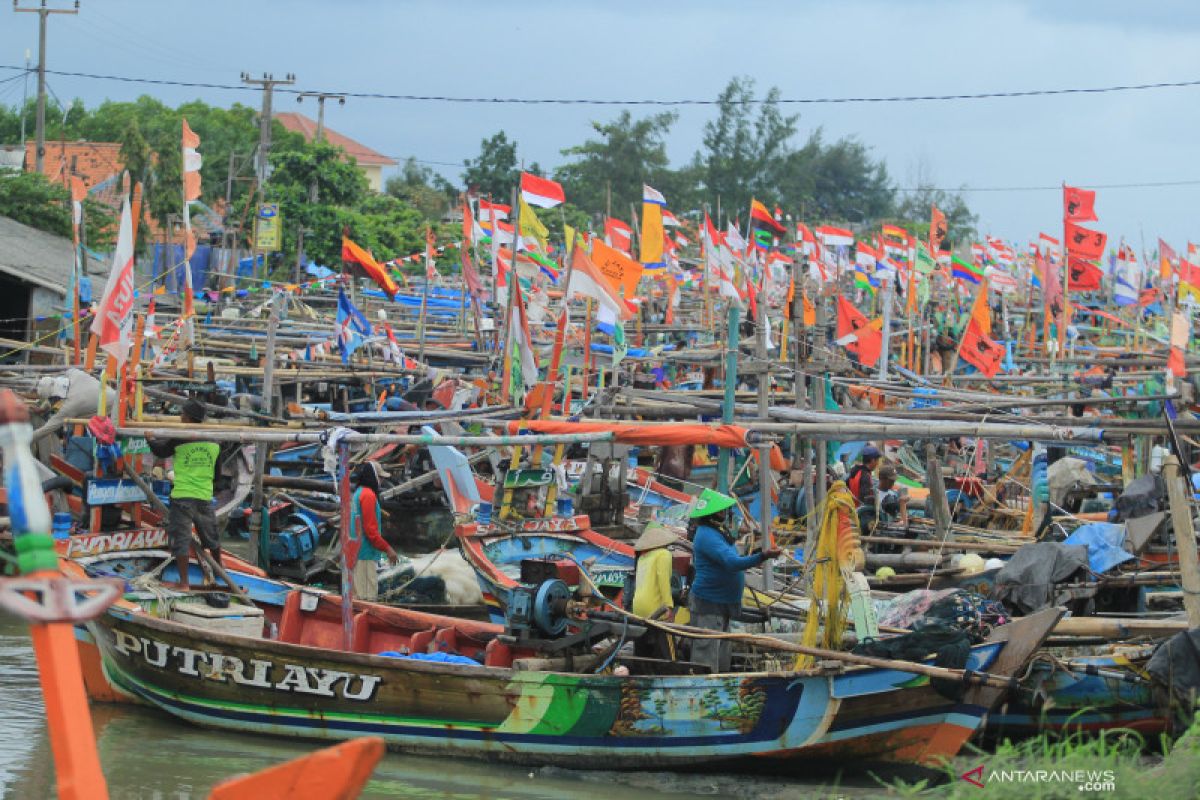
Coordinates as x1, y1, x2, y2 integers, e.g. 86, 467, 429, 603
556, 497, 573, 517
476, 502, 492, 525
51, 512, 72, 540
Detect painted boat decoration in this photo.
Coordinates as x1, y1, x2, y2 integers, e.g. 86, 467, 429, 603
85, 582, 1061, 770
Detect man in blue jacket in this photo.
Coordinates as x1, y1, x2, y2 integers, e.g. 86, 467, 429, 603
687, 489, 780, 672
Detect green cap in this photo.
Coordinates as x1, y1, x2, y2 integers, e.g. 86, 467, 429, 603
688, 488, 736, 519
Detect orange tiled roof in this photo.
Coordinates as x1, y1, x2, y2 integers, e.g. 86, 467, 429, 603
274, 112, 397, 167
25, 140, 125, 201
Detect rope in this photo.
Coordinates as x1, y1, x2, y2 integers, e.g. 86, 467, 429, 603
796, 480, 859, 668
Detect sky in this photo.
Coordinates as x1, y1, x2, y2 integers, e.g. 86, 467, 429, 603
3, 0, 1200, 250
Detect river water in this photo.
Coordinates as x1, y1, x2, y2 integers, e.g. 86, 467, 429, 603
0, 615, 869, 800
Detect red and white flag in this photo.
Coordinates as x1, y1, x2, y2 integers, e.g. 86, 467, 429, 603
91, 194, 137, 366
519, 172, 564, 208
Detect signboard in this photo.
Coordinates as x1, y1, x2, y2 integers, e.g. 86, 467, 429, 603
254, 203, 282, 252
502, 469, 554, 489
86, 478, 147, 506
121, 436, 150, 456
66, 528, 169, 557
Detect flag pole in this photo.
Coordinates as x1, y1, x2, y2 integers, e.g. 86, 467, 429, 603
417, 225, 432, 364
1058, 181, 1070, 361
499, 187, 521, 404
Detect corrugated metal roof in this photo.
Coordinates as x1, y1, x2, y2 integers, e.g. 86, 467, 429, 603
0, 214, 107, 294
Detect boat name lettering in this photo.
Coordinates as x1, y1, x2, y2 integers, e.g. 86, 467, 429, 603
66, 528, 169, 557
112, 631, 382, 701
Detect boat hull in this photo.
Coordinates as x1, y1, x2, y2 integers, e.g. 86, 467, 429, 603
86, 606, 1047, 769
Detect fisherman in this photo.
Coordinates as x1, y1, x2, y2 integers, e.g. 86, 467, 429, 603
687, 489, 780, 672
847, 445, 881, 506
146, 399, 221, 590
876, 464, 909, 527
631, 521, 680, 659
32, 368, 116, 444
348, 461, 401, 601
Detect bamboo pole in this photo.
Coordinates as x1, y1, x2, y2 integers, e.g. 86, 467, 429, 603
1163, 454, 1200, 627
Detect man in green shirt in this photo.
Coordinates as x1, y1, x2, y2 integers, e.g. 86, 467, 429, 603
148, 399, 221, 589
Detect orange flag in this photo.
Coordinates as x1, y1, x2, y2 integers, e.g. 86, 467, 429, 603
342, 236, 400, 298
929, 204, 947, 252
968, 281, 991, 337
836, 295, 882, 367
958, 319, 1005, 378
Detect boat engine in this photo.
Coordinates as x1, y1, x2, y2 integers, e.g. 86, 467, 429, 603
505, 579, 571, 640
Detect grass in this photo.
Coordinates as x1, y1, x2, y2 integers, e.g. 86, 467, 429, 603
882, 715, 1200, 799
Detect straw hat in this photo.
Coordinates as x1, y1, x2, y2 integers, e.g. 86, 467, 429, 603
634, 522, 679, 552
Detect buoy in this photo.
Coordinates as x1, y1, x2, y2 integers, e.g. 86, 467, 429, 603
958, 553, 986, 575
875, 566, 896, 580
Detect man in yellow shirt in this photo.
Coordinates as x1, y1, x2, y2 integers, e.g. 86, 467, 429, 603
631, 522, 680, 659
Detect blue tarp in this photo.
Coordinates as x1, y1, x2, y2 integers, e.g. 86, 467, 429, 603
152, 243, 214, 294
1063, 522, 1134, 574
377, 650, 481, 666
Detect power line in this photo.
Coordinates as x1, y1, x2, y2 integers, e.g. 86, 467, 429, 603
2, 64, 1200, 106
897, 179, 1200, 193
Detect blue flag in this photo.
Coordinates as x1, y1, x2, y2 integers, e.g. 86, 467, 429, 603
337, 288, 373, 364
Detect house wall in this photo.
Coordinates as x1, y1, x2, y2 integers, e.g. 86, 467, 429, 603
362, 165, 384, 193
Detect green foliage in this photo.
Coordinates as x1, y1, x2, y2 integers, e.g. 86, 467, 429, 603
0, 171, 114, 244
385, 157, 457, 222
461, 131, 540, 201
895, 182, 978, 246
698, 76, 798, 216
555, 110, 678, 218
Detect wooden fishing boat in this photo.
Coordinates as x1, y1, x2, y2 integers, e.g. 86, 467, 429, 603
455, 514, 639, 624
84, 577, 1061, 770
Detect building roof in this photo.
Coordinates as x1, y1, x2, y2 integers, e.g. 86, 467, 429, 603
274, 112, 398, 168
25, 141, 125, 205
0, 214, 108, 295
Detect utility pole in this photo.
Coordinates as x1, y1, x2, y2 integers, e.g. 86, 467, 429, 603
14, 0, 79, 175
240, 72, 295, 186
293, 92, 344, 283
296, 91, 345, 144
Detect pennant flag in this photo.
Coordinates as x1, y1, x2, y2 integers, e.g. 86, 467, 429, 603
508, 282, 540, 397
568, 246, 635, 321
342, 237, 400, 298
1067, 256, 1103, 292
91, 192, 137, 367
958, 318, 1005, 378
520, 172, 564, 208
336, 288, 373, 363
835, 295, 882, 367
1064, 221, 1107, 260
662, 208, 680, 227
1063, 185, 1098, 223
929, 204, 947, 252
1169, 311, 1189, 378
951, 255, 984, 285
641, 184, 666, 267
750, 198, 786, 236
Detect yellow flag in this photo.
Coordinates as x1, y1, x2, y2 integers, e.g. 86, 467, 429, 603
564, 223, 576, 258
519, 198, 549, 245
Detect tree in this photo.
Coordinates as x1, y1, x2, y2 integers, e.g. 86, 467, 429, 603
779, 129, 895, 223
0, 171, 112, 242
698, 76, 798, 216
893, 159, 977, 245
461, 131, 540, 201
385, 157, 456, 221
554, 110, 678, 218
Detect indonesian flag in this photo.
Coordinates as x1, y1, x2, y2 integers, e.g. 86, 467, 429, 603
855, 242, 879, 268
520, 172, 564, 208
478, 199, 510, 226
662, 208, 680, 227
91, 194, 137, 367
815, 225, 854, 248
605, 217, 632, 254
181, 118, 202, 335
795, 223, 817, 258
568, 246, 635, 321
425, 226, 437, 281
715, 265, 744, 308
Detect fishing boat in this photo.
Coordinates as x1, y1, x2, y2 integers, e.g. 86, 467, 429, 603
83, 574, 1060, 769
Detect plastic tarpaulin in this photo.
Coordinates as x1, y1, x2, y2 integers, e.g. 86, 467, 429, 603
152, 243, 213, 293
1063, 522, 1135, 574
504, 420, 787, 470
